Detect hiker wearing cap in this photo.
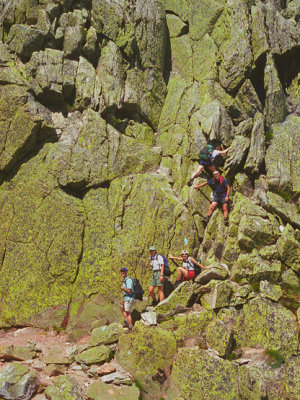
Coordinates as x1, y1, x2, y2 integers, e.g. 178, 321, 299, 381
120, 267, 134, 331
149, 246, 164, 306
168, 250, 207, 286
194, 170, 230, 226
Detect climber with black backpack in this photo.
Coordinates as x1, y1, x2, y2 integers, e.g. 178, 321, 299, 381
188, 144, 232, 187
187, 144, 215, 186
194, 170, 230, 226
168, 250, 207, 287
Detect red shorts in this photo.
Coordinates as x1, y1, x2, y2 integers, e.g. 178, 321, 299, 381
183, 270, 195, 281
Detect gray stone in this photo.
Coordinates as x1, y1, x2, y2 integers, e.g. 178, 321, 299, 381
265, 115, 300, 194
156, 281, 195, 321
244, 112, 265, 174
260, 281, 283, 301
5, 25, 45, 61
0, 362, 38, 400
45, 375, 82, 400
206, 318, 234, 357
195, 262, 229, 285
264, 54, 288, 129
89, 322, 123, 347
141, 311, 157, 326
75, 345, 111, 365
101, 371, 132, 385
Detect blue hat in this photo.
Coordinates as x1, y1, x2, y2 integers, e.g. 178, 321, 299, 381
120, 267, 128, 272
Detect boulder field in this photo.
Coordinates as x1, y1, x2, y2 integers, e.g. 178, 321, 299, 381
0, 0, 299, 398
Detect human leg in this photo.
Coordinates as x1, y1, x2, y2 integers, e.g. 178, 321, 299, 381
149, 285, 156, 300
124, 301, 133, 330
207, 201, 218, 217
121, 301, 127, 319
157, 286, 164, 302
188, 165, 204, 186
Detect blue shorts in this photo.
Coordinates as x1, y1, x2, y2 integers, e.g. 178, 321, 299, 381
213, 193, 227, 204
199, 160, 212, 167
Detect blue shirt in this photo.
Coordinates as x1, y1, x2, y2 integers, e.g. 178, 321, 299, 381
123, 277, 134, 302
207, 177, 228, 193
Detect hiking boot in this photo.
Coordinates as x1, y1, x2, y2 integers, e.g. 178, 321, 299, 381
124, 326, 133, 334
202, 215, 211, 225
150, 299, 158, 306
123, 319, 129, 328
187, 178, 194, 187
224, 217, 229, 226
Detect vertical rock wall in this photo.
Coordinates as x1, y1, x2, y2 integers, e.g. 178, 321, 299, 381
0, 0, 298, 352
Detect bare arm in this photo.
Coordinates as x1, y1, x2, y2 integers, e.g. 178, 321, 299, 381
219, 147, 232, 155
168, 253, 182, 262
189, 257, 207, 270
226, 184, 230, 198
194, 182, 208, 190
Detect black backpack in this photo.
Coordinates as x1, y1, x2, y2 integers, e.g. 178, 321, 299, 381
132, 278, 144, 300
198, 144, 214, 161
194, 258, 202, 277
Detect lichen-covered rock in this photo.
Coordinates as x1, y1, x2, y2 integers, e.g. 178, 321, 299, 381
206, 318, 233, 357
89, 322, 123, 347
87, 381, 140, 400
96, 40, 125, 109
242, 297, 298, 358
167, 348, 239, 399
192, 34, 218, 82
75, 56, 101, 111
195, 262, 229, 285
265, 114, 300, 194
231, 253, 281, 284
0, 362, 38, 400
26, 49, 64, 105
173, 309, 214, 343
260, 281, 283, 301
75, 345, 111, 365
224, 136, 250, 175
237, 214, 276, 251
0, 84, 43, 174
169, 35, 193, 81
276, 224, 300, 274
251, 3, 268, 62
264, 191, 300, 229
244, 112, 265, 174
156, 281, 195, 321
166, 14, 186, 38
201, 280, 234, 310
0, 345, 36, 361
264, 54, 288, 128
116, 321, 176, 397
44, 375, 82, 400
5, 24, 45, 61
63, 26, 86, 59
216, 0, 252, 92
44, 345, 74, 365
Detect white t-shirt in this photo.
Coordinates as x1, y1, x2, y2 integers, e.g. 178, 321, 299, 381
182, 257, 194, 271
211, 149, 221, 162
151, 254, 164, 271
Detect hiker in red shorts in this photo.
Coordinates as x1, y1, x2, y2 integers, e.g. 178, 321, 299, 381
168, 250, 206, 287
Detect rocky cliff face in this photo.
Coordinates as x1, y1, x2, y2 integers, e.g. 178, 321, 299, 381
0, 0, 299, 398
